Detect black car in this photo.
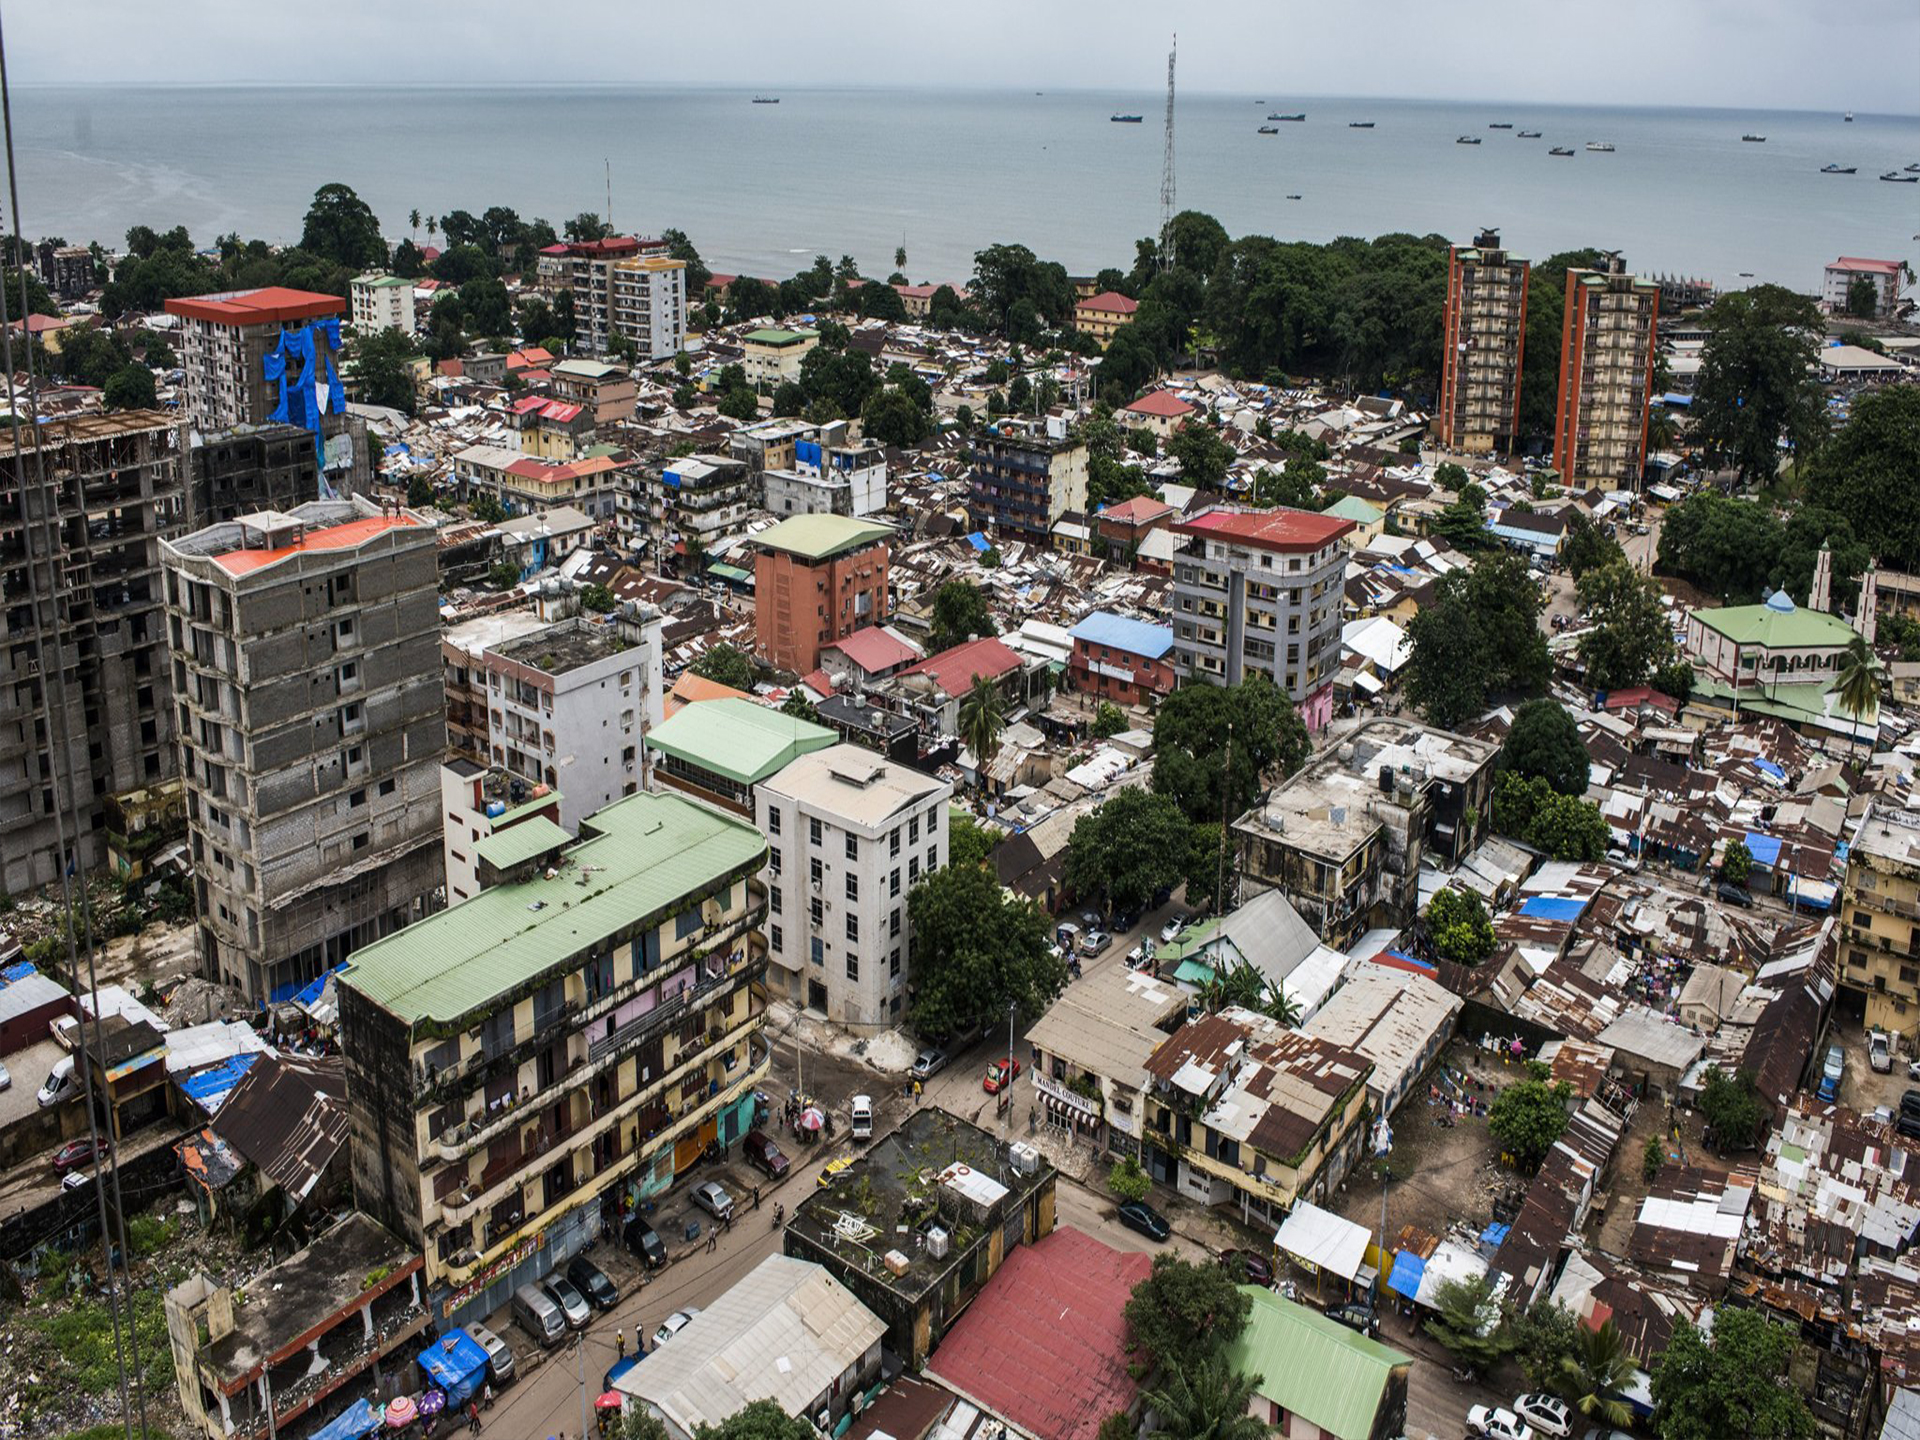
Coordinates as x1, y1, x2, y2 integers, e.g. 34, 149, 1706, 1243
1901, 1089, 1920, 1118
1715, 881, 1753, 908
1117, 1201, 1171, 1242
624, 1219, 667, 1270
566, 1255, 619, 1310
1898, 1111, 1920, 1140
1325, 1302, 1379, 1336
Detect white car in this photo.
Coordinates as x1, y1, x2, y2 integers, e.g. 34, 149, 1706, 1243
1871, 1031, 1893, 1073
1159, 914, 1187, 944
1512, 1394, 1572, 1438
1467, 1407, 1534, 1440
0, 1058, 10, 1092
652, 1309, 700, 1347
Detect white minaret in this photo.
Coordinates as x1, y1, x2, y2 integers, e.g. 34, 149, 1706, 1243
1809, 541, 1832, 614
1860, 564, 1879, 646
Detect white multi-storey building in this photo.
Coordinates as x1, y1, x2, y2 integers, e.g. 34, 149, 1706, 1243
610, 255, 688, 360
350, 274, 416, 334
479, 614, 664, 834
763, 436, 888, 519
755, 745, 950, 1030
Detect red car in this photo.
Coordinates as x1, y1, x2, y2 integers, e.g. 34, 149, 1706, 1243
51, 1136, 108, 1174
983, 1057, 1023, 1094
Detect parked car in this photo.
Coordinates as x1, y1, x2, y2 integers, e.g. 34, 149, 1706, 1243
51, 1136, 108, 1173
850, 1094, 874, 1140
1218, 1249, 1272, 1286
625, 1219, 668, 1269
1126, 942, 1156, 972
38, 1054, 77, 1107
691, 1182, 734, 1222
983, 1057, 1023, 1094
0, 1058, 10, 1092
566, 1255, 619, 1310
467, 1323, 516, 1385
1818, 1043, 1845, 1102
1900, 1110, 1920, 1140
1159, 914, 1188, 944
652, 1309, 700, 1347
1903, 1089, 1920, 1117
1580, 1429, 1635, 1440
1466, 1407, 1534, 1440
1079, 911, 1102, 929
910, 1047, 949, 1082
742, 1130, 791, 1179
1872, 1031, 1894, 1073
541, 1275, 591, 1330
1325, 1302, 1378, 1337
1080, 930, 1113, 957
817, 1154, 857, 1189
1113, 909, 1140, 933
1116, 1201, 1170, 1242
1512, 1394, 1572, 1438
61, 1171, 92, 1192
1715, 881, 1753, 908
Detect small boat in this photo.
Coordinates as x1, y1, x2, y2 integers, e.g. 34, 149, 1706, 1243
1908, 163, 1920, 172
1457, 135, 1482, 145
1110, 113, 1144, 123
1489, 122, 1513, 130
1884, 171, 1920, 183
1257, 125, 1279, 134
1268, 113, 1305, 121
1742, 134, 1766, 142
1285, 193, 1302, 200
1349, 120, 1375, 128
1586, 141, 1615, 152
1518, 130, 1542, 138
1821, 164, 1857, 174
752, 96, 780, 104
1845, 112, 1854, 121
1549, 147, 1576, 156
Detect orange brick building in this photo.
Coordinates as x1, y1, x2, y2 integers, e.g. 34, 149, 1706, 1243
752, 514, 892, 675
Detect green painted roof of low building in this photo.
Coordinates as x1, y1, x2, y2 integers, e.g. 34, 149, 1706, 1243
1693, 595, 1859, 650
341, 791, 765, 1026
1226, 1288, 1410, 1440
1690, 674, 1879, 732
743, 328, 814, 346
751, 514, 892, 562
644, 696, 835, 785
472, 815, 571, 871
1323, 495, 1384, 525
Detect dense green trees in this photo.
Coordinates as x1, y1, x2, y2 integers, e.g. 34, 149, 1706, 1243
1691, 285, 1828, 488
300, 183, 387, 270
1697, 1066, 1770, 1151
102, 364, 156, 410
1424, 1274, 1511, 1372
906, 861, 1063, 1040
1499, 700, 1591, 796
1576, 559, 1674, 691
1404, 553, 1548, 728
1492, 772, 1609, 861
1065, 790, 1192, 917
1488, 1075, 1573, 1172
689, 643, 756, 691
1150, 676, 1310, 825
1123, 1253, 1253, 1374
1803, 385, 1920, 569
1651, 1308, 1813, 1440
927, 580, 998, 653
1657, 490, 1869, 606
1167, 422, 1233, 489
350, 327, 419, 414
1425, 886, 1496, 965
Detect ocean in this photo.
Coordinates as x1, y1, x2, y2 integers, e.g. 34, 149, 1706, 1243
10, 84, 1919, 292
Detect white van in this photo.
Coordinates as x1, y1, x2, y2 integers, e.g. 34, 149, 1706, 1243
850, 1094, 873, 1141
511, 1283, 566, 1348
38, 1055, 76, 1107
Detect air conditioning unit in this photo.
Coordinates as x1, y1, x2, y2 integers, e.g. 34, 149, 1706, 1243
925, 1224, 951, 1260
1008, 1141, 1041, 1176
814, 1411, 831, 1433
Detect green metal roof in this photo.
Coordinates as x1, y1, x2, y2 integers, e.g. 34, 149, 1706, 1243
644, 697, 835, 785
706, 562, 754, 582
341, 791, 765, 1026
1692, 599, 1860, 650
1227, 1288, 1410, 1440
742, 328, 814, 346
472, 815, 571, 871
751, 514, 892, 562
1323, 495, 1384, 525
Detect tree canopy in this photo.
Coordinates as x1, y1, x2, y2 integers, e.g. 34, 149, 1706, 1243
300, 182, 387, 270
906, 861, 1064, 1040
1404, 552, 1548, 728
1576, 559, 1674, 692
927, 580, 998, 653
1167, 421, 1234, 489
1656, 490, 1869, 607
1492, 772, 1609, 861
691, 1400, 820, 1440
351, 326, 419, 414
1488, 1075, 1573, 1172
1425, 886, 1496, 965
1499, 700, 1591, 797
1691, 284, 1828, 488
1150, 675, 1310, 825
1651, 1308, 1813, 1440
1697, 1066, 1770, 1151
689, 643, 756, 692
1065, 789, 1192, 917
1122, 1253, 1253, 1374
1803, 384, 1920, 570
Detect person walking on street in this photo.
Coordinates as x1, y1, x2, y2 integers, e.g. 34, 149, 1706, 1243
707, 1229, 718, 1253
912, 1079, 922, 1106
617, 1328, 626, 1359
752, 1186, 761, 1210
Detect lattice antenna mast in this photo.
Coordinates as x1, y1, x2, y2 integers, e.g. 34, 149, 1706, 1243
1159, 34, 1177, 270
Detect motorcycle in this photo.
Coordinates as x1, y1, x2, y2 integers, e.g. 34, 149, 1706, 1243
772, 1203, 785, 1229
1451, 1365, 1476, 1384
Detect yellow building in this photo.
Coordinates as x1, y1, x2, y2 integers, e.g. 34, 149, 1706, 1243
741, 328, 818, 394
1841, 806, 1920, 1040
1072, 290, 1139, 346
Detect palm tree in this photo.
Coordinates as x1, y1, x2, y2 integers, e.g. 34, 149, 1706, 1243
1555, 1319, 1636, 1428
1830, 633, 1880, 763
425, 215, 438, 246
895, 243, 908, 271
408, 208, 421, 240
958, 674, 1005, 774
1263, 984, 1302, 1028
1143, 1358, 1270, 1440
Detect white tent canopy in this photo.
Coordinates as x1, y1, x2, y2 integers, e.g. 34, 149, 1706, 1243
1274, 1200, 1371, 1280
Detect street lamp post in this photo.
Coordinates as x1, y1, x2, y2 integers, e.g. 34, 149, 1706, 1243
1006, 1001, 1017, 1132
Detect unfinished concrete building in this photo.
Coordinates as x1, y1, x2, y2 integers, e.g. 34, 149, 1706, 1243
0, 411, 187, 894
184, 423, 320, 530
161, 498, 446, 1004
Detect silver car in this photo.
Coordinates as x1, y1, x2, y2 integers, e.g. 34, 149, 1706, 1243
692, 1181, 734, 1222
653, 1308, 701, 1347
541, 1275, 591, 1330
467, 1322, 515, 1384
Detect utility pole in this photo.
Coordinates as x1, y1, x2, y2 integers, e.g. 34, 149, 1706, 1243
1159, 35, 1177, 271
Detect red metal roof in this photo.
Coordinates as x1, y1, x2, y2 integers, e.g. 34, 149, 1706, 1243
1832, 257, 1902, 274
1174, 505, 1354, 554
1078, 290, 1139, 314
1122, 388, 1195, 418
925, 1227, 1151, 1440
825, 626, 919, 674
164, 286, 345, 326
1098, 495, 1173, 524
903, 636, 1022, 697
214, 515, 417, 576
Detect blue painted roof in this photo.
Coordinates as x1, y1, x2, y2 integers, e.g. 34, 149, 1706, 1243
966, 532, 989, 552
1743, 832, 1783, 866
1388, 1251, 1425, 1299
1518, 895, 1586, 922
1069, 611, 1175, 660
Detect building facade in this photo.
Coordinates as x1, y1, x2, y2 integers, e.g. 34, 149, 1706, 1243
762, 436, 888, 519
1073, 290, 1139, 345
751, 514, 892, 675
0, 411, 187, 894
1438, 229, 1530, 456
479, 613, 665, 833
439, 760, 563, 906
350, 274, 416, 335
1169, 505, 1356, 732
1067, 611, 1176, 708
968, 423, 1090, 544
1840, 805, 1920, 1040
1551, 256, 1660, 490
741, 329, 819, 393
161, 499, 446, 1004
164, 287, 348, 434
642, 454, 753, 560
338, 790, 770, 1328
184, 423, 320, 530
756, 745, 950, 1028
608, 255, 688, 360
549, 358, 638, 427
1822, 257, 1903, 319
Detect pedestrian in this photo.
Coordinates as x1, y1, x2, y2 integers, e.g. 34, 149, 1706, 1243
724, 1210, 733, 1232
912, 1079, 922, 1105
707, 1229, 718, 1253
617, 1328, 626, 1359
753, 1185, 761, 1210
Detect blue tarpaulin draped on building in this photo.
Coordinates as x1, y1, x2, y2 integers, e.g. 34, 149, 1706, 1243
418, 1329, 490, 1407
1388, 1251, 1426, 1300
1519, 896, 1586, 922
1742, 832, 1783, 867
180, 1053, 260, 1114
309, 1398, 381, 1440
1, 961, 36, 984
1479, 1221, 1511, 1250
291, 963, 349, 1012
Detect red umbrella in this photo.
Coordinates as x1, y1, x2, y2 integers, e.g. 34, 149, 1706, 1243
595, 1392, 625, 1411
384, 1397, 417, 1430
797, 1107, 825, 1131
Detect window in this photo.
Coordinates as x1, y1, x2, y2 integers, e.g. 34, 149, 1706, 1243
769, 847, 782, 876
890, 948, 901, 977
767, 807, 780, 835
845, 913, 859, 941
890, 828, 900, 857
909, 856, 920, 882
845, 954, 858, 982
845, 833, 858, 860
809, 817, 823, 846
890, 868, 901, 898
845, 873, 858, 901
810, 937, 824, 967
379, 777, 396, 797
349, 788, 367, 808
927, 845, 938, 871
810, 856, 823, 886
675, 908, 700, 940
770, 924, 783, 952
890, 909, 902, 937
909, 814, 920, 843
810, 897, 824, 925
769, 887, 782, 914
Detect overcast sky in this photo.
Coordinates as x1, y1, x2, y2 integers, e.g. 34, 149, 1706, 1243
11, 0, 1917, 114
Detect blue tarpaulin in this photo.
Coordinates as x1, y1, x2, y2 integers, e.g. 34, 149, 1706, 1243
309, 1398, 381, 1440
1388, 1251, 1426, 1300
965, 532, 989, 552
291, 963, 349, 1012
180, 1053, 260, 1113
1753, 758, 1787, 781
1519, 896, 1586, 922
418, 1330, 490, 1407
0, 961, 36, 984
1479, 1221, 1511, 1249
1743, 832, 1783, 866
